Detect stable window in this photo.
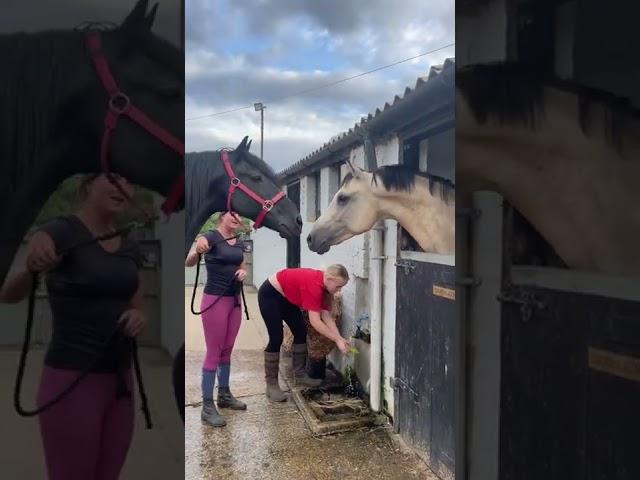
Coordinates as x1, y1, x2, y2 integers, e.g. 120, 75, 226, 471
306, 171, 322, 221
314, 170, 321, 219
328, 163, 342, 200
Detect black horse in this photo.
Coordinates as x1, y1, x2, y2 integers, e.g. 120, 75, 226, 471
1, 0, 186, 420
173, 136, 302, 419
0, 0, 184, 287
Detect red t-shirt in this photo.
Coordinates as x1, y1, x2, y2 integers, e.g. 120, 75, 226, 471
276, 268, 329, 312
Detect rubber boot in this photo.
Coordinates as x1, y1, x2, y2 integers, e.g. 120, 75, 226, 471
292, 344, 323, 388
201, 399, 226, 427
307, 357, 326, 380
217, 387, 247, 410
280, 345, 293, 382
264, 351, 287, 402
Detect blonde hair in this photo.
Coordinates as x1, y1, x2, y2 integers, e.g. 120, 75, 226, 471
325, 264, 349, 283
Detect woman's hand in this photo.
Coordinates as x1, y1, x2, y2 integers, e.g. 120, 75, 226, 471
118, 309, 146, 337
26, 231, 60, 273
335, 336, 351, 354
235, 268, 247, 282
195, 236, 210, 254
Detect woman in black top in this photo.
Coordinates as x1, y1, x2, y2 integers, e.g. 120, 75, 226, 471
185, 211, 247, 427
0, 173, 146, 480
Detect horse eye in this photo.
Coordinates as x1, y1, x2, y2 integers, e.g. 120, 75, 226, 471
251, 175, 263, 182
337, 194, 349, 205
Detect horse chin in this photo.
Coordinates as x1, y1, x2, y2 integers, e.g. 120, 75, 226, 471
315, 244, 331, 255
278, 224, 298, 239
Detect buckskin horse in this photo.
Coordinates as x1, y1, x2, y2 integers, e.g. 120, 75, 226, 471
456, 62, 640, 275
307, 161, 454, 255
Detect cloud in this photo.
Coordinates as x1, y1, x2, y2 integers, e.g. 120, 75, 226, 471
186, 0, 454, 170
2, 0, 182, 46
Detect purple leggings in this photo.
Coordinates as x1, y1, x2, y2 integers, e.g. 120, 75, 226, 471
37, 366, 134, 480
201, 294, 242, 370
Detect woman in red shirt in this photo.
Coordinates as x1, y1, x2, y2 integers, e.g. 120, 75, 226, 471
258, 264, 351, 402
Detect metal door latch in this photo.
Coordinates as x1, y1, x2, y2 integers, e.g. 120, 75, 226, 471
395, 260, 416, 275
497, 286, 545, 322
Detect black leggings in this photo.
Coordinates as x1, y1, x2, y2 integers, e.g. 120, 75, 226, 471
258, 280, 307, 352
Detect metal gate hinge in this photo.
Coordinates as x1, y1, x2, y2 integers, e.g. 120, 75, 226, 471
394, 260, 416, 275
390, 377, 420, 404
497, 286, 546, 322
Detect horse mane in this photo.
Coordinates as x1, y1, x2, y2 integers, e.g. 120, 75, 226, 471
0, 25, 181, 199
457, 62, 639, 151
342, 164, 455, 204
0, 30, 83, 195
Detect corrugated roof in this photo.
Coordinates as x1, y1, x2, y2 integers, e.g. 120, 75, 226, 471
278, 57, 455, 180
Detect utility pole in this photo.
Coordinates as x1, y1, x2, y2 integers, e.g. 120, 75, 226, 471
254, 103, 266, 161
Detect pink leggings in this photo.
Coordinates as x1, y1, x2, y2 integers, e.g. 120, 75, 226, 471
201, 294, 242, 370
37, 366, 134, 480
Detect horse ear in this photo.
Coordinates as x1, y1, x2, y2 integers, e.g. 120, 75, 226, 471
346, 159, 361, 178
121, 0, 150, 35
143, 3, 159, 30
247, 139, 253, 151
236, 136, 249, 152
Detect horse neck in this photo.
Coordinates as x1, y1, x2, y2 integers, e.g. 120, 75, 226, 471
457, 86, 640, 273
185, 154, 227, 253
375, 177, 455, 254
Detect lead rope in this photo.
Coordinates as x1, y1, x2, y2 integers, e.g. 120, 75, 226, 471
189, 233, 250, 321
14, 224, 153, 429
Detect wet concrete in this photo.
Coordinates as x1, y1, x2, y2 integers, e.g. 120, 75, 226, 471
185, 288, 436, 480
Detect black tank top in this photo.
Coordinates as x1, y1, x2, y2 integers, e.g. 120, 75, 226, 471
202, 229, 244, 296
40, 215, 142, 373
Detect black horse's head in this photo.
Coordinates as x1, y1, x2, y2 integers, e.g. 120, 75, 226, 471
74, 0, 183, 206
223, 136, 302, 238
185, 136, 302, 252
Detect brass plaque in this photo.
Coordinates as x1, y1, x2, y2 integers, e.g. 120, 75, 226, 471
433, 285, 455, 301
588, 347, 640, 382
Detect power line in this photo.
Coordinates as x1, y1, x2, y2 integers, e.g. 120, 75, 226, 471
185, 42, 455, 121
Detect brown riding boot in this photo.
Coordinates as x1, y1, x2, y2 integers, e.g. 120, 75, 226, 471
264, 351, 287, 402
292, 343, 323, 388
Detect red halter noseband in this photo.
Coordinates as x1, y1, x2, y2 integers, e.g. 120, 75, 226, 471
221, 151, 286, 229
85, 31, 185, 216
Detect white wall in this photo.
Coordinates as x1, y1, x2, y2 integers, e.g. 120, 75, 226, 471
154, 200, 185, 357
251, 228, 287, 288
0, 244, 30, 346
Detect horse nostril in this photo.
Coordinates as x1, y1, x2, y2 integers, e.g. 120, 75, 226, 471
307, 234, 312, 244
296, 215, 303, 227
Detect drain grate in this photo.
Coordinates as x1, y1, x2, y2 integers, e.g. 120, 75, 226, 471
292, 387, 383, 436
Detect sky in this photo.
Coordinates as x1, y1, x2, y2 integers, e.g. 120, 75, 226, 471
186, 0, 454, 172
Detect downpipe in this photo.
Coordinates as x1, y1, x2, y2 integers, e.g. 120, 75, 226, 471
369, 221, 385, 412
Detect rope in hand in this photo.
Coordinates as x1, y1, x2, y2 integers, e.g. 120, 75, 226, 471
14, 223, 153, 429
189, 233, 251, 321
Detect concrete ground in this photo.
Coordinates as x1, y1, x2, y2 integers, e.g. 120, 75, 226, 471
186, 286, 436, 480
0, 346, 184, 478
